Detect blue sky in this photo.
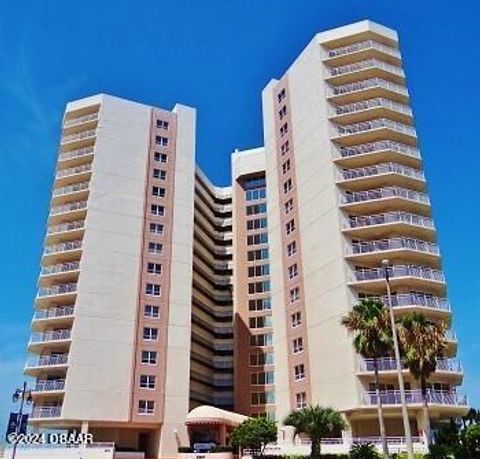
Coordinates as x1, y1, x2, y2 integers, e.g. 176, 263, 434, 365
0, 0, 479, 429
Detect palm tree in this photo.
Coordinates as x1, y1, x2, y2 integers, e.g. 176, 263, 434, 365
397, 312, 447, 445
341, 298, 392, 458
283, 405, 345, 458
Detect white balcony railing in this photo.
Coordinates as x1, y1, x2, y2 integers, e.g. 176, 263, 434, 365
335, 118, 416, 138
329, 78, 408, 98
332, 98, 412, 118
329, 58, 404, 78
341, 186, 430, 206
55, 163, 92, 179
50, 201, 87, 217
52, 181, 89, 198
34, 306, 75, 320
58, 146, 94, 162
339, 162, 424, 182
325, 40, 401, 60
37, 283, 77, 298
61, 129, 96, 144
363, 390, 467, 406
26, 354, 69, 368
348, 237, 439, 256
359, 357, 461, 373
344, 212, 434, 231
338, 140, 421, 160
30, 329, 71, 343
47, 220, 85, 235
383, 293, 450, 311
41, 262, 80, 276
353, 265, 445, 283
63, 112, 98, 128
34, 379, 66, 392
43, 240, 82, 255
31, 406, 62, 419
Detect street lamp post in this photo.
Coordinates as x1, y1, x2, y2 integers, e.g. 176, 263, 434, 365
382, 259, 414, 459
11, 381, 33, 459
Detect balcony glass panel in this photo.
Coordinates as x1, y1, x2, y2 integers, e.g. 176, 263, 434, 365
339, 140, 420, 159
335, 118, 416, 137
341, 187, 429, 205
326, 40, 401, 59
345, 212, 434, 230
349, 237, 439, 255
329, 78, 407, 97
353, 265, 445, 282
329, 58, 404, 78
339, 163, 424, 181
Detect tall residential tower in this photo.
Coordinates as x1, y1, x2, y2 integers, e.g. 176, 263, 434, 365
23, 20, 468, 459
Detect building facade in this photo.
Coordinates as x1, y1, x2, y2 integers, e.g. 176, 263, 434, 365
23, 20, 467, 459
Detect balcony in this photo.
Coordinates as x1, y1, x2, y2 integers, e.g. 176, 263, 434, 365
29, 330, 72, 353
32, 306, 75, 332
43, 240, 82, 264
384, 293, 450, 318
346, 237, 440, 266
328, 78, 408, 105
326, 58, 405, 85
323, 40, 401, 66
46, 220, 85, 245
337, 162, 424, 191
55, 163, 92, 186
340, 186, 430, 215
60, 128, 96, 146
58, 146, 94, 168
329, 98, 412, 125
36, 283, 77, 307
30, 406, 62, 420
350, 265, 445, 294
63, 112, 98, 128
343, 212, 435, 240
332, 118, 417, 146
39, 262, 80, 287
51, 181, 89, 205
334, 140, 421, 168
363, 390, 468, 409
32, 379, 66, 394
25, 354, 69, 376
359, 357, 461, 374
49, 200, 88, 225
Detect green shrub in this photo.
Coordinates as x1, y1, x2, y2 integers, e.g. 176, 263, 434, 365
349, 442, 381, 459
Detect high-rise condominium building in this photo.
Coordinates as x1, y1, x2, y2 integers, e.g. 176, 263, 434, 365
23, 20, 467, 459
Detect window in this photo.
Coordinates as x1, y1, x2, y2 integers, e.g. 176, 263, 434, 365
280, 123, 288, 137
141, 350, 157, 364
287, 241, 297, 257
152, 186, 166, 198
295, 392, 307, 410
284, 198, 294, 214
247, 233, 268, 245
251, 371, 275, 385
277, 89, 286, 103
250, 333, 273, 347
147, 262, 162, 275
244, 176, 266, 189
279, 105, 287, 119
148, 242, 163, 255
251, 391, 275, 405
151, 204, 165, 216
282, 159, 291, 174
247, 218, 268, 230
248, 281, 271, 294
286, 219, 295, 235
149, 223, 164, 235
293, 337, 304, 354
281, 140, 290, 155
289, 287, 300, 303
250, 352, 274, 366
140, 375, 156, 389
154, 152, 168, 163
138, 400, 155, 415
288, 264, 298, 279
248, 264, 270, 278
246, 187, 266, 201
291, 312, 302, 328
294, 363, 305, 381
248, 298, 272, 311
249, 316, 272, 329
155, 136, 168, 146
246, 203, 267, 215
283, 178, 292, 194
145, 283, 161, 296
144, 305, 159, 318
247, 248, 269, 261
143, 327, 158, 340
156, 120, 169, 130
153, 169, 166, 180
